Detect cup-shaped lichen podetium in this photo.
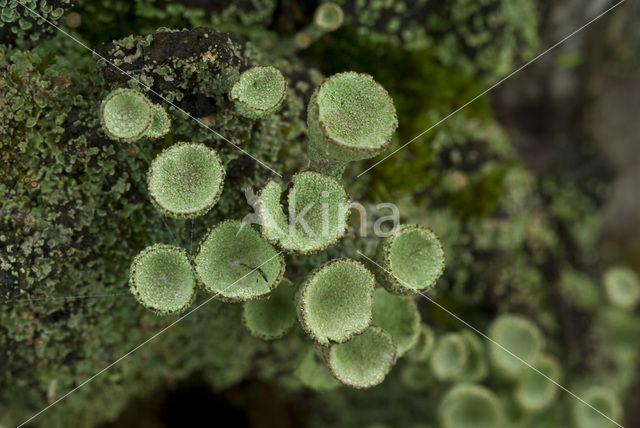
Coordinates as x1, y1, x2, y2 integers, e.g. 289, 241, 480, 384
487, 314, 544, 378
101, 88, 153, 142
297, 258, 375, 345
307, 72, 397, 176
296, 346, 341, 391
603, 266, 640, 311
229, 66, 287, 119
572, 387, 622, 428
439, 384, 504, 428
514, 354, 562, 412
375, 224, 445, 295
372, 288, 421, 357
430, 333, 469, 381
242, 279, 297, 340
145, 104, 171, 139
194, 220, 285, 302
129, 244, 196, 315
313, 2, 344, 32
147, 143, 225, 218
257, 171, 349, 254
326, 326, 397, 389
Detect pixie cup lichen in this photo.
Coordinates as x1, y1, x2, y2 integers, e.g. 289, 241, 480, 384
573, 387, 622, 428
100, 88, 153, 142
296, 346, 341, 391
376, 224, 445, 295
242, 279, 296, 340
514, 354, 561, 412
257, 171, 349, 254
326, 326, 397, 389
307, 72, 397, 176
147, 143, 225, 218
194, 220, 285, 302
297, 258, 375, 345
439, 384, 504, 428
603, 266, 640, 311
372, 288, 421, 357
313, 2, 344, 32
145, 103, 171, 139
488, 314, 543, 378
229, 66, 287, 119
430, 333, 469, 381
129, 244, 197, 315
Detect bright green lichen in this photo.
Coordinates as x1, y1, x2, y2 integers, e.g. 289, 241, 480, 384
514, 354, 561, 412
457, 331, 488, 382
573, 387, 622, 428
297, 258, 374, 345
326, 326, 397, 389
296, 346, 341, 391
307, 72, 398, 175
257, 171, 349, 254
603, 266, 640, 311
430, 333, 469, 381
147, 143, 225, 218
129, 244, 196, 315
406, 324, 436, 362
372, 288, 421, 357
229, 66, 287, 119
144, 103, 171, 139
376, 224, 445, 295
439, 383, 504, 428
100, 88, 153, 142
487, 314, 543, 378
242, 279, 296, 340
194, 220, 285, 302
314, 2, 344, 32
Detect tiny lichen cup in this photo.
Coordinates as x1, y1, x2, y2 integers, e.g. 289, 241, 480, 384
603, 266, 640, 311
129, 244, 197, 315
194, 220, 285, 302
257, 171, 349, 254
438, 384, 504, 428
326, 325, 397, 389
372, 288, 421, 357
297, 258, 375, 345
101, 88, 153, 142
514, 354, 562, 412
487, 314, 544, 378
242, 278, 297, 340
375, 224, 445, 295
572, 387, 622, 428
430, 333, 469, 381
145, 103, 171, 139
147, 143, 225, 218
307, 72, 397, 176
313, 3, 344, 32
229, 66, 287, 119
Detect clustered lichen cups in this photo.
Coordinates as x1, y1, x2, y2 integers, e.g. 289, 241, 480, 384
119, 67, 451, 391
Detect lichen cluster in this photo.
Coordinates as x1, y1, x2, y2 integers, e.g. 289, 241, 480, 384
1, 1, 636, 428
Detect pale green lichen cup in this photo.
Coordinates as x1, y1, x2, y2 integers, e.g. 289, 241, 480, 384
439, 384, 504, 428
194, 220, 284, 302
307, 72, 397, 176
487, 314, 544, 378
129, 244, 196, 315
372, 288, 421, 357
101, 88, 153, 142
376, 224, 445, 295
297, 258, 375, 345
147, 143, 225, 218
145, 103, 171, 139
313, 2, 344, 32
229, 66, 287, 119
242, 279, 297, 340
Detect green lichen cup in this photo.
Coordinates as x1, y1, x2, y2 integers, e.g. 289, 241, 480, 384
457, 330, 488, 382
430, 333, 469, 381
313, 3, 344, 32
242, 278, 297, 340
194, 220, 285, 302
326, 326, 397, 389
487, 314, 544, 378
145, 103, 171, 139
229, 66, 287, 119
371, 288, 421, 357
572, 387, 622, 428
297, 258, 375, 345
100, 88, 153, 142
603, 266, 640, 311
129, 244, 196, 315
307, 72, 397, 175
147, 143, 225, 218
257, 171, 349, 254
406, 324, 436, 363
439, 384, 504, 428
295, 345, 341, 391
514, 354, 562, 412
376, 224, 445, 295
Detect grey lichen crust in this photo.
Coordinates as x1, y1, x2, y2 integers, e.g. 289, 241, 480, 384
376, 224, 445, 295
129, 244, 197, 315
297, 258, 375, 346
307, 71, 397, 174
326, 326, 398, 389
100, 88, 153, 142
229, 66, 287, 119
257, 171, 350, 254
147, 143, 225, 218
194, 220, 285, 302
